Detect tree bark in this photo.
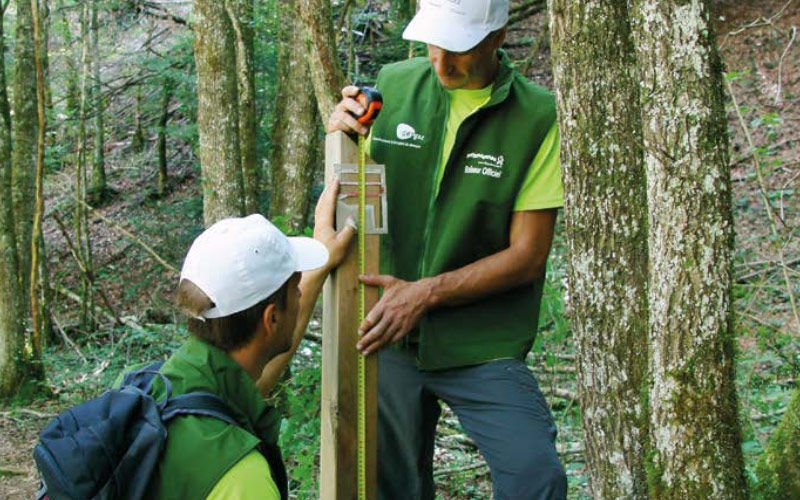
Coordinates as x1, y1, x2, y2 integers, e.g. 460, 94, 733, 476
90, 0, 106, 201
157, 78, 172, 197
548, 2, 649, 498
298, 0, 345, 120
226, 0, 259, 214
628, 1, 747, 497
269, 0, 319, 233
0, 2, 26, 399
11, 0, 38, 309
194, 0, 245, 225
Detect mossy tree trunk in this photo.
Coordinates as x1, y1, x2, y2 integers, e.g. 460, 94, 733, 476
754, 386, 800, 498
269, 0, 319, 233
0, 2, 26, 399
548, 2, 650, 497
629, 1, 747, 497
194, 0, 246, 225
11, 0, 38, 312
550, 0, 747, 496
31, 0, 51, 367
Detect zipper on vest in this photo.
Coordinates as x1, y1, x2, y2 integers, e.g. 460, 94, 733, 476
418, 94, 450, 279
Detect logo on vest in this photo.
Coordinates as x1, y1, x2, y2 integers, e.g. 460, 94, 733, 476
464, 151, 505, 179
396, 123, 425, 142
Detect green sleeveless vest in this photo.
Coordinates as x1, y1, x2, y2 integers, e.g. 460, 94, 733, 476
370, 51, 556, 370
145, 337, 282, 499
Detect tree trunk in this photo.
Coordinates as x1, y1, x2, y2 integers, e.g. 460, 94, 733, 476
227, 0, 259, 214
31, 0, 50, 370
76, 0, 94, 332
548, 2, 649, 498
131, 85, 145, 153
298, 0, 345, 119
58, 0, 79, 119
629, 1, 747, 497
90, 0, 106, 201
0, 3, 26, 399
754, 387, 800, 498
11, 0, 38, 310
194, 0, 245, 225
157, 78, 172, 197
269, 0, 319, 233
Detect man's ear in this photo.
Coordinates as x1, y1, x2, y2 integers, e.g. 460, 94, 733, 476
261, 302, 277, 338
494, 27, 507, 49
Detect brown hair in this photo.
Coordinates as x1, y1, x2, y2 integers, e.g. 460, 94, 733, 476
175, 278, 289, 352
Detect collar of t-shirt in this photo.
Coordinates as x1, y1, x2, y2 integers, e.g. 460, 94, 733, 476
436, 85, 493, 195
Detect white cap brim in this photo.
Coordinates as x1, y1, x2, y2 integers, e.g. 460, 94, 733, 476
289, 237, 329, 272
402, 12, 489, 53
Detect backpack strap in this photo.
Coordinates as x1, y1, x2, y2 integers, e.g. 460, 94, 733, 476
161, 392, 239, 426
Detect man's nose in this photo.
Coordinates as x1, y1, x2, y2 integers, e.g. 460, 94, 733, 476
431, 50, 453, 75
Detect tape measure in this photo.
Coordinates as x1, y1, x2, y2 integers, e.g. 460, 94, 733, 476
353, 86, 381, 500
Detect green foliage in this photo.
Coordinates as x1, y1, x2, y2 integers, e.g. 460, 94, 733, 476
277, 340, 323, 497
752, 387, 800, 499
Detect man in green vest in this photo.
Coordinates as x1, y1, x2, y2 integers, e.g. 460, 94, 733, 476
144, 183, 354, 499
327, 0, 567, 498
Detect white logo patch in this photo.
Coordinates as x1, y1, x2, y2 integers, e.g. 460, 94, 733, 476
396, 123, 425, 142
464, 151, 505, 179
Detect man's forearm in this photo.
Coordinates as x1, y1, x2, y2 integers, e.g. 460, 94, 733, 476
422, 244, 546, 310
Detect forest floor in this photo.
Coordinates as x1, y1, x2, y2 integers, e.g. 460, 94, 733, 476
1, 1, 799, 498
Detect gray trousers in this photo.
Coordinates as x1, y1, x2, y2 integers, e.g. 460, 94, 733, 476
377, 348, 567, 500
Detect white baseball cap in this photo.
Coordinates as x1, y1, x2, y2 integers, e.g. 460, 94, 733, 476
402, 0, 509, 53
180, 214, 328, 319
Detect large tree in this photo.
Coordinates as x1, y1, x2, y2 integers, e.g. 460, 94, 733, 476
268, 0, 319, 233
630, 1, 747, 496
193, 0, 259, 225
548, 2, 649, 497
550, 0, 747, 496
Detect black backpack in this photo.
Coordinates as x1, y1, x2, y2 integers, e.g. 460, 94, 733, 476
33, 362, 288, 500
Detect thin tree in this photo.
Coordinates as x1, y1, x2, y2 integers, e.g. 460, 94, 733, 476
548, 1, 649, 497
269, 0, 319, 233
629, 0, 747, 496
89, 0, 106, 201
194, 0, 245, 225
75, 0, 95, 331
31, 0, 50, 370
0, 1, 27, 399
157, 77, 172, 197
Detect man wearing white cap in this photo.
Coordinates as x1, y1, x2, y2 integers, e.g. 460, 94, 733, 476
327, 0, 566, 498
140, 183, 354, 499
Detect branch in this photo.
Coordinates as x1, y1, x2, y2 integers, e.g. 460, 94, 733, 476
727, 80, 800, 332
79, 199, 179, 274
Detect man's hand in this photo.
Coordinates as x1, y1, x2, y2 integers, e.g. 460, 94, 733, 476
313, 179, 356, 270
326, 85, 371, 136
356, 275, 433, 355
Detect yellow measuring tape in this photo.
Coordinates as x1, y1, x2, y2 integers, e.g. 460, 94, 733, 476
356, 134, 367, 500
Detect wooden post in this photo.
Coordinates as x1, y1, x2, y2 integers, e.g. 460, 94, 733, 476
320, 131, 379, 499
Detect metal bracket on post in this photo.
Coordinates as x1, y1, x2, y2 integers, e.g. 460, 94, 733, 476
334, 163, 388, 235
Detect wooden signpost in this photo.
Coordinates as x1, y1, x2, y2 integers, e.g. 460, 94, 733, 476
320, 131, 384, 499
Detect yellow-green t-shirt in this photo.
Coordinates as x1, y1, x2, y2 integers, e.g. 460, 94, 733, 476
206, 450, 280, 500
368, 86, 562, 210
